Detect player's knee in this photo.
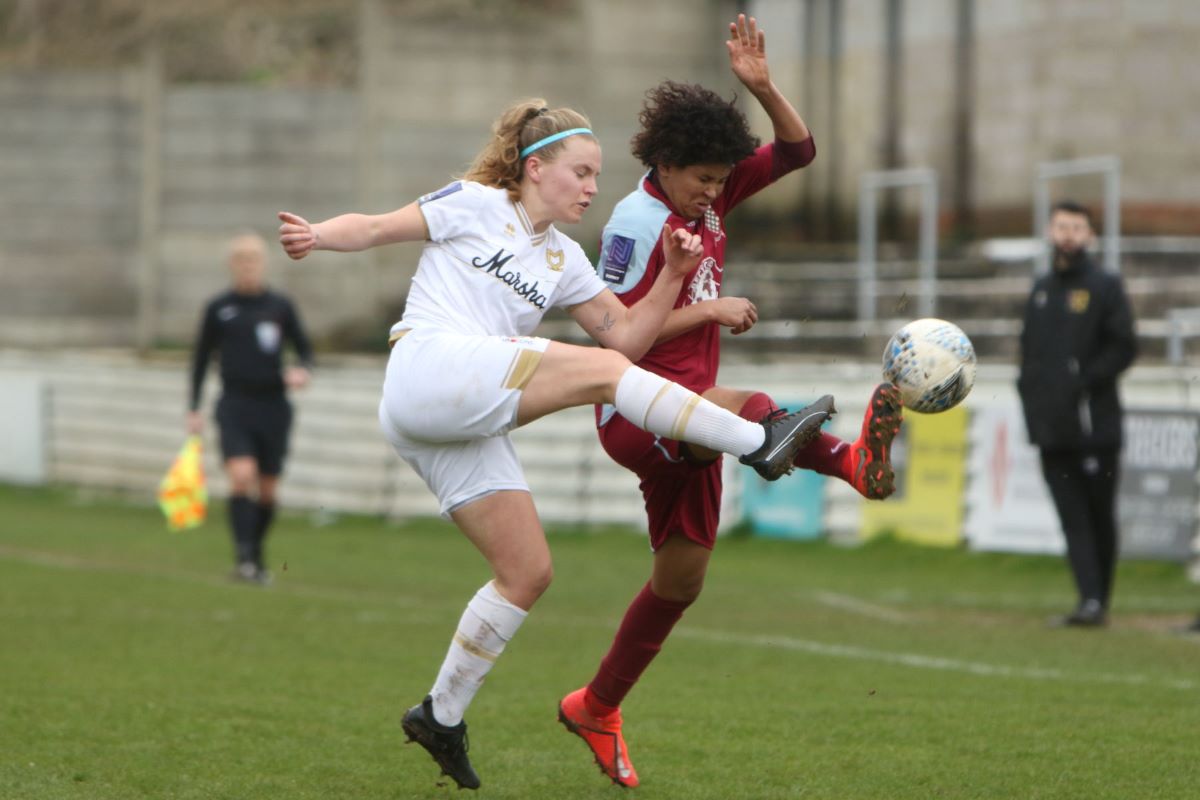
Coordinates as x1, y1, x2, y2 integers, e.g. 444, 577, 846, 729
594, 349, 633, 395
497, 560, 553, 609
524, 559, 554, 600
227, 470, 257, 495
258, 480, 278, 504
663, 574, 705, 604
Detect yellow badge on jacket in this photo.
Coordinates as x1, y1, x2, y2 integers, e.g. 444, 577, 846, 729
1068, 289, 1090, 313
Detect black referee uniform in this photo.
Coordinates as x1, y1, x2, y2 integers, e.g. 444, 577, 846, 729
190, 288, 314, 575
1017, 251, 1136, 624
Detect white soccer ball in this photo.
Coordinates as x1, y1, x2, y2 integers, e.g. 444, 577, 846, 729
882, 318, 976, 414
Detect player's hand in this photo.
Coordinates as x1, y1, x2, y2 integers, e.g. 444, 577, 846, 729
710, 297, 758, 335
186, 411, 204, 435
727, 14, 770, 94
661, 224, 704, 278
284, 366, 312, 390
278, 211, 316, 260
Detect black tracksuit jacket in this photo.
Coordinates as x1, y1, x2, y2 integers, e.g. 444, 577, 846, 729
1016, 253, 1137, 451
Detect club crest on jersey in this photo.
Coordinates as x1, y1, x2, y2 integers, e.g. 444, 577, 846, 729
471, 248, 549, 309
545, 249, 564, 272
418, 181, 463, 206
686, 256, 722, 304
504, 223, 516, 237
602, 235, 635, 284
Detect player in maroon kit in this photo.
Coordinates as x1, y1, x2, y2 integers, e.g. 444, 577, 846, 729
557, 15, 903, 787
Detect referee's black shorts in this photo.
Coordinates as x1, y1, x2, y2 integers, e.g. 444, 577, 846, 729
215, 391, 293, 476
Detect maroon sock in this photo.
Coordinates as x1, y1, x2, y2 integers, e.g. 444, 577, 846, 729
793, 431, 852, 479
737, 391, 777, 423
586, 582, 693, 709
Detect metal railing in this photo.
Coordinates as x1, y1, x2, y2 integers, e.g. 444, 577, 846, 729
857, 168, 939, 323
1033, 155, 1121, 274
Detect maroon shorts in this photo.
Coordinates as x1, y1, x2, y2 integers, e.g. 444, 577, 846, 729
597, 411, 722, 551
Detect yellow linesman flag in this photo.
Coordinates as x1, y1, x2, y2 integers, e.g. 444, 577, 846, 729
157, 435, 209, 531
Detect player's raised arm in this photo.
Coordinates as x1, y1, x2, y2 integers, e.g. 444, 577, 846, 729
277, 204, 430, 260
727, 13, 810, 143
569, 224, 702, 360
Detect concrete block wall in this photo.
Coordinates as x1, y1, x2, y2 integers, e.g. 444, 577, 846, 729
0, 71, 143, 346
5, 0, 1200, 349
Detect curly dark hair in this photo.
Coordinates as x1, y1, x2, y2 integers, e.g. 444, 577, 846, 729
630, 81, 760, 169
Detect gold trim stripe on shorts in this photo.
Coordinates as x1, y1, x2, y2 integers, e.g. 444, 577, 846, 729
669, 393, 702, 440
453, 632, 500, 663
502, 348, 543, 390
387, 329, 410, 349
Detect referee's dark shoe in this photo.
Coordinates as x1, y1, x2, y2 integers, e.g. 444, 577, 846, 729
1049, 599, 1107, 628
402, 695, 481, 790
740, 395, 836, 481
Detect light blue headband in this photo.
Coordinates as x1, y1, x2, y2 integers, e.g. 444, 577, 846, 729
519, 128, 593, 159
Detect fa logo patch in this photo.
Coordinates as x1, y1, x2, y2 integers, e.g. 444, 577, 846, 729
602, 235, 635, 284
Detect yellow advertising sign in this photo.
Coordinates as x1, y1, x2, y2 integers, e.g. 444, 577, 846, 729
859, 405, 968, 547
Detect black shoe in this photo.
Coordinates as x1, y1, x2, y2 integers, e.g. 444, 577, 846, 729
739, 396, 836, 481
1172, 616, 1200, 635
401, 696, 481, 790
1049, 599, 1107, 628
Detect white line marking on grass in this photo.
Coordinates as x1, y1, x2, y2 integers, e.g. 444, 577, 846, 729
7, 545, 1194, 692
813, 590, 916, 623
0, 545, 423, 609
674, 627, 1197, 692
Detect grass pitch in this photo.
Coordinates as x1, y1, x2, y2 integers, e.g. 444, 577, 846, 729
1, 484, 1197, 799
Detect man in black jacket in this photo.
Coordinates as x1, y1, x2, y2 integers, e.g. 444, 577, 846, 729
1017, 201, 1137, 627
188, 233, 314, 584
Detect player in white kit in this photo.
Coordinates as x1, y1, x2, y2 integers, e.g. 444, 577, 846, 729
277, 99, 834, 790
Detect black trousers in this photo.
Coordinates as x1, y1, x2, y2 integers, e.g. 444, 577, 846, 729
1039, 447, 1121, 608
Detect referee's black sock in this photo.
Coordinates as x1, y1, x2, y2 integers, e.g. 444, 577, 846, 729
253, 503, 276, 570
228, 495, 257, 566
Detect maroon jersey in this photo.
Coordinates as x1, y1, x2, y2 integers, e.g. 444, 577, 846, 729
596, 137, 816, 398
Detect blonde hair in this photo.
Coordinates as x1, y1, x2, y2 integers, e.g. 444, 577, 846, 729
226, 232, 267, 263
463, 98, 594, 201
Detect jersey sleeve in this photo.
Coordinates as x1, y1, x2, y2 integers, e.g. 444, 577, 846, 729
416, 180, 487, 243
721, 137, 815, 212
188, 299, 219, 411
282, 296, 315, 369
553, 239, 608, 308
596, 189, 672, 298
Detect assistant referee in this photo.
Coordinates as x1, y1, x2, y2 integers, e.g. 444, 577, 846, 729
188, 233, 314, 583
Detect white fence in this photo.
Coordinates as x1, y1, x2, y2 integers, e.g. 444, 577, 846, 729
4, 350, 1200, 540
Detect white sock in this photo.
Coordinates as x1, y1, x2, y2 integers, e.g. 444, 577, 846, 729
428, 581, 527, 727
614, 366, 765, 456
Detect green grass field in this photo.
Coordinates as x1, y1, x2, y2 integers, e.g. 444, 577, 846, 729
2, 484, 1197, 800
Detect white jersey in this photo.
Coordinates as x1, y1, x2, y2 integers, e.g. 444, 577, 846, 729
392, 180, 607, 338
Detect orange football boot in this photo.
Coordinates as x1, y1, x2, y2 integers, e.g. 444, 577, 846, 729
558, 688, 639, 788
848, 383, 903, 499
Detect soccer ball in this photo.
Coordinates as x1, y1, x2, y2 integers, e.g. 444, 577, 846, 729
882, 318, 976, 413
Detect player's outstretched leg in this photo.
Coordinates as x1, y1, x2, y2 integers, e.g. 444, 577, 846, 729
401, 695, 481, 790
558, 687, 639, 788
847, 383, 903, 499
740, 395, 836, 480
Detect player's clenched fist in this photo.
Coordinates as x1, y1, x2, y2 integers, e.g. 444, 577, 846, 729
661, 223, 704, 278
278, 211, 316, 260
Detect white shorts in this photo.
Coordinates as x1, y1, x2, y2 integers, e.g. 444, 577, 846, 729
378, 328, 550, 516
